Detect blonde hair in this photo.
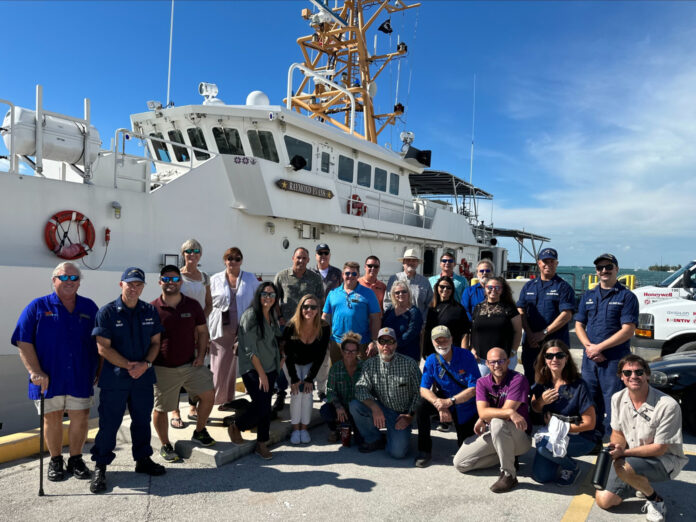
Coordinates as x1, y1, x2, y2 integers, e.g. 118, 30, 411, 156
287, 294, 323, 341
389, 280, 413, 306
341, 331, 362, 350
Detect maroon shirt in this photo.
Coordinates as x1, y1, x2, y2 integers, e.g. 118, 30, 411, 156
151, 294, 206, 367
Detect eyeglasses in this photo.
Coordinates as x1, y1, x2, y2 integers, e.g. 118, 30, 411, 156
366, 264, 380, 269
260, 291, 276, 298
301, 304, 318, 311
56, 275, 79, 282
394, 290, 409, 296
486, 359, 507, 366
596, 264, 614, 272
478, 268, 491, 274
621, 369, 645, 377
485, 285, 502, 292
184, 248, 201, 254
226, 256, 242, 262
544, 352, 567, 360
317, 251, 330, 256
441, 259, 455, 264
160, 276, 181, 283
437, 285, 453, 291
378, 338, 396, 345
344, 271, 358, 277
342, 348, 359, 354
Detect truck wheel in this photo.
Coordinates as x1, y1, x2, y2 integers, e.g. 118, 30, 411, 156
676, 341, 696, 353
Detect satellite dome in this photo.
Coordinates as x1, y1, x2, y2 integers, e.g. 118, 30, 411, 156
246, 91, 270, 106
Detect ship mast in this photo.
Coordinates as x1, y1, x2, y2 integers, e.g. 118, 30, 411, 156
288, 0, 420, 143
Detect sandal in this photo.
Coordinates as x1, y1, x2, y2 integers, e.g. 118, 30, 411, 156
170, 417, 185, 429
188, 413, 198, 421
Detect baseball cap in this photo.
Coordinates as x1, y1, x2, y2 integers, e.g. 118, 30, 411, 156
377, 327, 396, 340
431, 325, 452, 340
538, 248, 558, 261
121, 267, 146, 283
593, 253, 618, 266
316, 243, 330, 252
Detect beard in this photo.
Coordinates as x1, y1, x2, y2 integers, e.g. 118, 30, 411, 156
434, 345, 451, 357
379, 351, 395, 362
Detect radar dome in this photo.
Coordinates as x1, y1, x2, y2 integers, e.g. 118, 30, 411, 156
246, 91, 270, 106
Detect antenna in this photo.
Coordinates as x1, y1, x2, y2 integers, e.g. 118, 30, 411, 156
166, 0, 175, 107
468, 74, 476, 186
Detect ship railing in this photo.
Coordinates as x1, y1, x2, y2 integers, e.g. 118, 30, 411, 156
111, 128, 218, 191
0, 98, 18, 176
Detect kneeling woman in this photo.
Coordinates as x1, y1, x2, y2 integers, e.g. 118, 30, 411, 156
228, 282, 282, 460
531, 339, 598, 485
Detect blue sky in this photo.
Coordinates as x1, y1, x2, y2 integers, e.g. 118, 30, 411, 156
2, 0, 695, 268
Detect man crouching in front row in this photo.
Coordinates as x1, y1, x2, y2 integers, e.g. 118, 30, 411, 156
453, 347, 531, 493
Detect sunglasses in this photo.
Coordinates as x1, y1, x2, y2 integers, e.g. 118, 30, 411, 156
343, 348, 359, 354
344, 271, 358, 277
301, 304, 318, 311
56, 275, 80, 282
438, 285, 453, 291
544, 352, 567, 360
596, 264, 614, 272
394, 290, 409, 296
441, 259, 455, 264
478, 268, 491, 274
366, 264, 380, 269
260, 291, 276, 298
317, 251, 330, 256
485, 285, 502, 292
378, 338, 396, 345
226, 256, 242, 262
486, 359, 507, 366
184, 248, 201, 254
160, 276, 181, 283
621, 369, 646, 377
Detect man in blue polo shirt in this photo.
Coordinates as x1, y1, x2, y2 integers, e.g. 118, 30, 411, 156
322, 261, 381, 361
12, 261, 99, 483
461, 259, 494, 320
517, 248, 576, 384
429, 251, 469, 303
575, 253, 638, 439
89, 267, 165, 494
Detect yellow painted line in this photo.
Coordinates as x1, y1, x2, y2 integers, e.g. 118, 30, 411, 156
560, 491, 595, 522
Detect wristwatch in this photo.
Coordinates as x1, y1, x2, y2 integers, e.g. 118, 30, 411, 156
543, 328, 549, 336
449, 396, 457, 404
145, 360, 152, 368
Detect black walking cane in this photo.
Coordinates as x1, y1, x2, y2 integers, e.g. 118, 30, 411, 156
39, 392, 44, 497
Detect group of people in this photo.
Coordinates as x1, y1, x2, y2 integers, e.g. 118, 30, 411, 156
11, 243, 688, 521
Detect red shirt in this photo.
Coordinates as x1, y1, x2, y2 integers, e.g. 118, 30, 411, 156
151, 294, 206, 367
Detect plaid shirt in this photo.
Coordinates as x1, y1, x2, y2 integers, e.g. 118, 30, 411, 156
326, 360, 363, 409
354, 353, 422, 414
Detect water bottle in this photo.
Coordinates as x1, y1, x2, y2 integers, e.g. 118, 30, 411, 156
591, 445, 614, 490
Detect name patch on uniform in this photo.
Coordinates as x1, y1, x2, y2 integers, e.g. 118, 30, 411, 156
586, 299, 594, 305
79, 313, 91, 320
608, 301, 623, 306
44, 311, 54, 317
115, 320, 124, 327
142, 318, 155, 326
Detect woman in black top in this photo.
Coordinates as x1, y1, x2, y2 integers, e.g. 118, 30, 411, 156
470, 276, 522, 375
283, 294, 330, 445
423, 276, 471, 360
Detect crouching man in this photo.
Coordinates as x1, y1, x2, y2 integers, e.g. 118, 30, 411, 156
453, 347, 532, 493
595, 355, 688, 522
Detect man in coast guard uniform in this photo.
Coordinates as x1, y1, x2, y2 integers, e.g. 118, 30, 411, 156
516, 248, 575, 384
89, 267, 165, 493
575, 254, 638, 440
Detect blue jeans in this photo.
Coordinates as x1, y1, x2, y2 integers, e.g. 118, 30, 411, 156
349, 399, 412, 459
533, 435, 597, 483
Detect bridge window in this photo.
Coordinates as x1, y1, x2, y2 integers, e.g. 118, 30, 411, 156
213, 127, 245, 155
357, 162, 371, 188
168, 130, 190, 162
321, 152, 330, 173
374, 168, 387, 192
283, 135, 312, 171
186, 128, 210, 160
248, 130, 279, 162
338, 155, 354, 182
389, 172, 399, 195
149, 133, 170, 162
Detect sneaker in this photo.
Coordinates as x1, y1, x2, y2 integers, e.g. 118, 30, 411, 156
89, 465, 107, 494
255, 442, 273, 460
272, 393, 286, 412
636, 491, 647, 499
290, 430, 302, 445
327, 431, 339, 443
159, 443, 181, 463
191, 427, 216, 447
300, 429, 311, 444
642, 499, 666, 522
47, 456, 65, 482
490, 471, 518, 493
436, 422, 451, 432
556, 467, 580, 486
135, 457, 166, 476
67, 455, 92, 479
414, 452, 432, 468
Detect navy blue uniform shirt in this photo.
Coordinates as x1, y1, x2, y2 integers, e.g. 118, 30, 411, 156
517, 275, 576, 345
531, 379, 598, 442
92, 296, 163, 389
574, 282, 639, 359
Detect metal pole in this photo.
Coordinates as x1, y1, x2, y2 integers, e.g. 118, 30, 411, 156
38, 393, 44, 496
35, 85, 43, 175
166, 0, 175, 107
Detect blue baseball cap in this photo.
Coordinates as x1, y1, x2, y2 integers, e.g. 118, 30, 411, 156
121, 267, 146, 283
538, 248, 558, 260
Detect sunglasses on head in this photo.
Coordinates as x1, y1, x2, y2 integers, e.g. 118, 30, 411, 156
301, 304, 318, 311
596, 264, 614, 272
260, 291, 276, 299
344, 271, 358, 277
621, 369, 645, 377
441, 258, 455, 264
478, 268, 491, 274
56, 275, 79, 282
226, 256, 242, 262
544, 352, 567, 360
366, 263, 380, 269
160, 276, 181, 283
184, 248, 201, 254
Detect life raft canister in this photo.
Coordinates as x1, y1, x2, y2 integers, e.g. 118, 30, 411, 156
44, 210, 95, 260
458, 258, 473, 280
346, 194, 367, 216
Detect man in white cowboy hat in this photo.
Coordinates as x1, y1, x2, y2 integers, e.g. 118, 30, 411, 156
384, 248, 433, 318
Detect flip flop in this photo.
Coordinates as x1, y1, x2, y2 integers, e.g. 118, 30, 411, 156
170, 417, 185, 429
187, 413, 198, 421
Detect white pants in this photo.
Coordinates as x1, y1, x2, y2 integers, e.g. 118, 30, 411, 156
290, 362, 314, 425
314, 350, 331, 394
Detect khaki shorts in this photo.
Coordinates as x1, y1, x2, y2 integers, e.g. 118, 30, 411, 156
34, 395, 93, 415
153, 364, 214, 412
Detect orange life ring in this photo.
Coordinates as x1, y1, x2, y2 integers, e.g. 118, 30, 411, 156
459, 258, 473, 280
347, 194, 367, 216
44, 210, 95, 260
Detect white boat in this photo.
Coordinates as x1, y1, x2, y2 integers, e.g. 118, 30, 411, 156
0, 0, 547, 433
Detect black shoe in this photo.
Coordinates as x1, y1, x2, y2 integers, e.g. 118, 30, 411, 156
514, 456, 520, 471
90, 465, 107, 494
414, 452, 432, 468
318, 391, 327, 402
191, 427, 216, 447
47, 456, 65, 482
159, 443, 181, 463
436, 422, 451, 432
135, 457, 166, 476
67, 454, 92, 479
272, 393, 286, 412
358, 438, 386, 453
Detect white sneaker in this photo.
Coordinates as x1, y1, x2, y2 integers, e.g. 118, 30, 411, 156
642, 499, 666, 522
300, 429, 311, 444
290, 430, 301, 445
